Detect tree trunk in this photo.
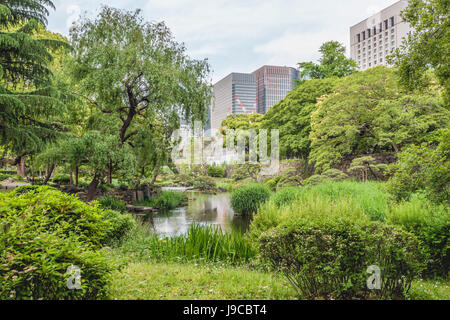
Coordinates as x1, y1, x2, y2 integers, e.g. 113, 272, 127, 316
167, 158, 179, 175
17, 156, 26, 178
151, 161, 161, 185
69, 172, 73, 185
75, 167, 79, 187
43, 164, 55, 185
87, 175, 100, 202
107, 161, 112, 184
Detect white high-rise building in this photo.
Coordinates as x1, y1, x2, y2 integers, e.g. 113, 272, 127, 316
350, 0, 412, 71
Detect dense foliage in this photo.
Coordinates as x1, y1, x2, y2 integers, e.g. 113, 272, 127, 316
387, 129, 449, 204
0, 186, 135, 299
391, 0, 449, 105
230, 184, 271, 215
259, 218, 424, 299
298, 41, 358, 80
309, 67, 448, 172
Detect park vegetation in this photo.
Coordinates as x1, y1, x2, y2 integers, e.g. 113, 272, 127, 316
0, 0, 448, 300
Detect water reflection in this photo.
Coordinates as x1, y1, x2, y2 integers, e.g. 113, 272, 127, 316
144, 192, 251, 237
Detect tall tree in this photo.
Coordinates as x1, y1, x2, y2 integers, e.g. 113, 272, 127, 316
298, 41, 358, 80
309, 67, 449, 172
390, 0, 450, 106
0, 0, 68, 176
262, 78, 339, 159
67, 7, 211, 196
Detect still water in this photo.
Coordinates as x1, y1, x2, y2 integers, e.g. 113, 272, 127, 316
144, 192, 251, 238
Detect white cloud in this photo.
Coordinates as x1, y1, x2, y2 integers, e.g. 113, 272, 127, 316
48, 0, 401, 83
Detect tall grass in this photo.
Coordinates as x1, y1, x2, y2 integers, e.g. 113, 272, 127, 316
272, 181, 389, 221
117, 223, 256, 265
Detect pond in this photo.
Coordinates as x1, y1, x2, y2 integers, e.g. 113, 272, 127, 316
143, 192, 252, 238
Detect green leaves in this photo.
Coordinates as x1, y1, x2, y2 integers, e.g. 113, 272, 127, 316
391, 0, 450, 106
298, 41, 358, 80
309, 67, 449, 172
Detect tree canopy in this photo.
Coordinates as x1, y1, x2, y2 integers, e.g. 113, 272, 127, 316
262, 78, 339, 159
298, 41, 358, 80
309, 66, 449, 172
0, 0, 68, 155
391, 0, 450, 106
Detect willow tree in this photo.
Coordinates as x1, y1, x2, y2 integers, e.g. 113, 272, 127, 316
67, 7, 211, 193
0, 0, 68, 176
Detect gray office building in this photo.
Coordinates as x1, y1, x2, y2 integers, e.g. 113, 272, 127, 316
350, 0, 412, 71
211, 66, 299, 130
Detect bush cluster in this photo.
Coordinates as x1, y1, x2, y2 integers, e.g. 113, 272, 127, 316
51, 173, 71, 185
259, 217, 425, 300
231, 184, 271, 215
0, 186, 136, 299
207, 165, 226, 178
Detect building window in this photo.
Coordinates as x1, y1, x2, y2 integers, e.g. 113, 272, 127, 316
392, 41, 395, 46
391, 35, 395, 40
369, 63, 372, 67
373, 26, 377, 35
380, 58, 383, 63
368, 29, 371, 37
374, 61, 377, 65
357, 34, 361, 42
379, 23, 383, 32
368, 39, 371, 44
390, 16, 395, 27
384, 20, 388, 30
391, 28, 395, 34
362, 31, 366, 40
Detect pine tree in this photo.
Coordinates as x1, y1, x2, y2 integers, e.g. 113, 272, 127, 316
0, 0, 67, 157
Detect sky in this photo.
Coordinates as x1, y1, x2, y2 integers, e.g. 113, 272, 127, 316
47, 0, 401, 83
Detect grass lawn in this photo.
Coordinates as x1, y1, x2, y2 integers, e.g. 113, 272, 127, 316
108, 261, 449, 300
409, 279, 450, 300
109, 262, 297, 300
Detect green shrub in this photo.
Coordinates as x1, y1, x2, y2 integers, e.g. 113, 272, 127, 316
231, 184, 271, 215
173, 173, 194, 187
0, 232, 113, 300
264, 176, 281, 192
304, 174, 328, 186
276, 168, 304, 189
0, 170, 15, 175
387, 130, 450, 205
102, 209, 136, 245
98, 196, 127, 213
12, 185, 57, 196
0, 174, 11, 181
192, 175, 218, 193
232, 163, 261, 181
207, 165, 226, 178
305, 169, 348, 186
259, 218, 425, 300
0, 186, 135, 299
386, 197, 449, 278
152, 191, 188, 210
51, 173, 71, 185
